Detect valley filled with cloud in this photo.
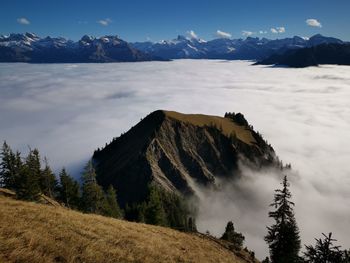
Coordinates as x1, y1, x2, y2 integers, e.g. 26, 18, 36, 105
0, 60, 349, 258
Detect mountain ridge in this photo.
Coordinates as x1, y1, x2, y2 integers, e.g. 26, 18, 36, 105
131, 34, 345, 60
0, 32, 165, 62
92, 110, 281, 207
256, 43, 350, 67
0, 32, 345, 62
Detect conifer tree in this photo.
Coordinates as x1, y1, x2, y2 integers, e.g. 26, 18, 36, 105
40, 157, 57, 198
0, 141, 22, 189
14, 148, 42, 200
81, 160, 105, 214
265, 176, 301, 263
102, 185, 123, 219
24, 148, 41, 196
58, 168, 80, 209
16, 162, 41, 201
303, 233, 346, 263
221, 221, 245, 248
145, 185, 167, 226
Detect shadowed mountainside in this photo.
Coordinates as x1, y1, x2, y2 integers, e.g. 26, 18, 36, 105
256, 43, 350, 67
93, 110, 280, 206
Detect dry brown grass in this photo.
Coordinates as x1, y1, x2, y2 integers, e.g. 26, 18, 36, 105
0, 196, 254, 263
164, 111, 256, 145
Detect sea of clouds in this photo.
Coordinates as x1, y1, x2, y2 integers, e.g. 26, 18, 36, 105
0, 60, 349, 259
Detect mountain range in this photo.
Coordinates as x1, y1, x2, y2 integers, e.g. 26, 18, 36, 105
0, 32, 345, 63
0, 32, 161, 62
131, 34, 344, 60
256, 43, 350, 67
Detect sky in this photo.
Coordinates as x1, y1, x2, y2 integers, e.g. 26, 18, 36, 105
1, 60, 350, 259
1, 0, 350, 42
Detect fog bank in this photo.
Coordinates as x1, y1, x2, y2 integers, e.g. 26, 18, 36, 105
0, 60, 349, 258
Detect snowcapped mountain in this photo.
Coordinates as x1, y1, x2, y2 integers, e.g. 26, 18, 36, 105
131, 34, 345, 60
0, 33, 161, 62
132, 35, 207, 59
0, 32, 345, 63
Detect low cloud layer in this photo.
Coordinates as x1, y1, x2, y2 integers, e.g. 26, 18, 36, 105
306, 19, 322, 28
0, 60, 349, 259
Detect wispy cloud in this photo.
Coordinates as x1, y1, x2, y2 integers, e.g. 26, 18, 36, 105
186, 30, 198, 39
242, 30, 254, 37
259, 30, 268, 34
17, 17, 30, 25
216, 30, 231, 39
271, 26, 285, 34
306, 19, 322, 28
97, 18, 112, 26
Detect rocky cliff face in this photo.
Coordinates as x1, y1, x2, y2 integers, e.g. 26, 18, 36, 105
93, 110, 280, 206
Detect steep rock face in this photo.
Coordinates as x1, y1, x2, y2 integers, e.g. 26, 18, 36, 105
93, 110, 278, 206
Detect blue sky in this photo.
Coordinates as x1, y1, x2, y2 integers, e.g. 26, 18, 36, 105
1, 0, 349, 41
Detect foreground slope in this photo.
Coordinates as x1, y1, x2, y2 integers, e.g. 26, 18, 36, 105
0, 196, 256, 263
93, 110, 278, 206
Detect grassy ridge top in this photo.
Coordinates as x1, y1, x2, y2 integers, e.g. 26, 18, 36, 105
163, 110, 256, 145
0, 196, 253, 263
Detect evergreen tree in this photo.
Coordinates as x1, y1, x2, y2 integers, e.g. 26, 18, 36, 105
125, 202, 147, 222
221, 221, 245, 248
14, 148, 43, 201
24, 148, 41, 196
303, 233, 346, 263
145, 185, 167, 226
57, 168, 80, 209
265, 176, 301, 263
40, 157, 57, 198
0, 141, 22, 189
102, 185, 123, 219
16, 162, 40, 201
187, 217, 197, 232
81, 160, 105, 214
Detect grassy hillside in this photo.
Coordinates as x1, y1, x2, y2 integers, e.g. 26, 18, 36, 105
0, 196, 257, 263
164, 111, 256, 145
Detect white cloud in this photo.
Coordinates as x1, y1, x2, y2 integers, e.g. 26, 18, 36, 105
216, 30, 232, 39
271, 26, 285, 34
1, 61, 350, 260
17, 17, 30, 25
306, 19, 322, 28
186, 30, 198, 39
242, 30, 253, 37
97, 18, 112, 26
276, 26, 285, 33
259, 30, 268, 34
